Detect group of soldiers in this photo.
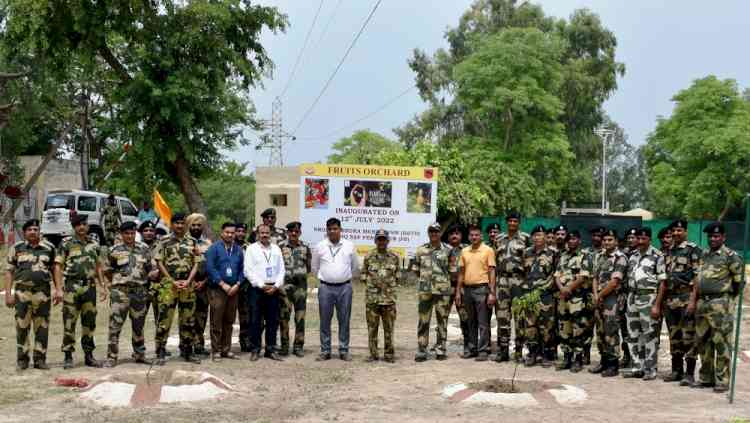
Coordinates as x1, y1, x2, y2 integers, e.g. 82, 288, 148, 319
4, 207, 308, 369
5, 207, 745, 394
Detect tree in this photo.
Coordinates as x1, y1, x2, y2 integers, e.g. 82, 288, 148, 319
3, 0, 287, 236
593, 117, 647, 212
327, 130, 400, 164
643, 76, 750, 220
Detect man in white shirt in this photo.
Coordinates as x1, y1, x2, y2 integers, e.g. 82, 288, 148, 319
311, 217, 360, 361
244, 224, 286, 361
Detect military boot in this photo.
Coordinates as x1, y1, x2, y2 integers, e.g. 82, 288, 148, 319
583, 347, 591, 365
84, 352, 102, 368
556, 352, 573, 371
601, 358, 619, 377
182, 349, 202, 364
680, 358, 696, 386
589, 359, 606, 374
155, 348, 167, 366
63, 352, 74, 369
494, 346, 510, 363
513, 345, 524, 363
541, 349, 554, 368
619, 344, 632, 369
570, 354, 584, 373
524, 346, 538, 367
663, 355, 684, 382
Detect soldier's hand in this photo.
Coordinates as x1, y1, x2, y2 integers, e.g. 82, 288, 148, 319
486, 293, 496, 306
99, 288, 109, 302
650, 305, 661, 320
228, 284, 240, 297
194, 280, 205, 290
53, 288, 64, 306
686, 301, 696, 316
4, 293, 14, 308
175, 280, 188, 289
455, 292, 462, 308
148, 270, 160, 281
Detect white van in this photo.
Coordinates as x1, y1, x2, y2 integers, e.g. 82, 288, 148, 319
41, 190, 139, 245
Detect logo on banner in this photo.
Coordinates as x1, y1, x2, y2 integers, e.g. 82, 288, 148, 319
304, 166, 315, 176
424, 168, 434, 179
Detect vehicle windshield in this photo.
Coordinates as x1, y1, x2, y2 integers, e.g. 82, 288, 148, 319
44, 194, 75, 210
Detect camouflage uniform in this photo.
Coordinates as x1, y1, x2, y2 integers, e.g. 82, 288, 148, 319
192, 237, 212, 353
626, 246, 667, 374
105, 241, 153, 360
362, 248, 400, 360
57, 236, 101, 353
619, 246, 639, 366
250, 226, 287, 245
446, 242, 469, 354
102, 204, 121, 246
7, 240, 56, 364
411, 242, 452, 358
694, 245, 743, 390
494, 231, 529, 356
154, 233, 201, 354
580, 245, 601, 362
665, 241, 701, 366
143, 240, 160, 325
555, 248, 593, 356
278, 239, 311, 354
593, 248, 628, 363
520, 247, 556, 355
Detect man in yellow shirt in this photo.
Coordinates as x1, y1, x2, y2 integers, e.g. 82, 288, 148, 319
455, 224, 497, 361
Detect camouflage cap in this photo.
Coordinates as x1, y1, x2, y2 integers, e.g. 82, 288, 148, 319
374, 229, 389, 240
506, 210, 521, 221
172, 212, 187, 223
139, 221, 156, 232
703, 222, 725, 234
234, 222, 248, 230
589, 226, 606, 235
554, 224, 568, 233
603, 228, 618, 238
120, 221, 137, 232
428, 222, 441, 231
22, 219, 40, 231
671, 219, 688, 229
626, 227, 638, 236
286, 221, 302, 231
531, 225, 546, 235
486, 223, 501, 232
636, 227, 652, 238
261, 208, 276, 218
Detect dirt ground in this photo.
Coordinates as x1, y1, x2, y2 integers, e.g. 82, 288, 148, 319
1, 272, 750, 422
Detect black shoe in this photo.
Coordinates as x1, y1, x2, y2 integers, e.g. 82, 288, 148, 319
461, 352, 477, 359
601, 365, 619, 377
383, 356, 395, 363
713, 386, 728, 393
690, 380, 715, 389
475, 353, 488, 362
240, 344, 251, 353
103, 359, 117, 368
315, 353, 331, 361
266, 352, 284, 361
293, 350, 305, 358
619, 353, 632, 369
165, 350, 173, 357
524, 352, 537, 367
84, 353, 102, 368
134, 356, 153, 365
680, 374, 695, 387
249, 352, 260, 361
436, 354, 448, 361
366, 356, 379, 363
556, 353, 572, 371
494, 348, 510, 363
541, 350, 555, 368
663, 355, 684, 382
680, 358, 696, 386
589, 362, 605, 374
182, 353, 201, 364
278, 349, 290, 357
339, 352, 352, 362
17, 360, 29, 370
63, 352, 74, 369
622, 369, 644, 379
570, 354, 583, 373
155, 349, 167, 366
583, 348, 591, 365
33, 360, 50, 370
415, 354, 428, 362
194, 347, 210, 357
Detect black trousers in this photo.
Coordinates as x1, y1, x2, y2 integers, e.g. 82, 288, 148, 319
248, 286, 280, 354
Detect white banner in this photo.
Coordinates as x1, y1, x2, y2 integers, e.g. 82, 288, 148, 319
298, 163, 438, 257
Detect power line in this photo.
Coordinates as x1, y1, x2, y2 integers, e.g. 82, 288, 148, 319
279, 0, 325, 99
298, 84, 416, 141
292, 0, 384, 135
314, 0, 344, 48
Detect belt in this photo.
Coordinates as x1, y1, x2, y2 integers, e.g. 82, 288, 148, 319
464, 282, 488, 287
65, 277, 94, 285
320, 280, 350, 286
499, 273, 524, 278
699, 293, 725, 301
112, 283, 148, 291
669, 286, 692, 295
634, 289, 658, 296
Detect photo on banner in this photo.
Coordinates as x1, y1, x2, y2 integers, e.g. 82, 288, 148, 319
407, 182, 432, 214
304, 178, 329, 209
344, 180, 392, 208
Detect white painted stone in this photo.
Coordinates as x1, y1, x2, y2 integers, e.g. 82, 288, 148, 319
80, 382, 136, 407
441, 383, 468, 399
548, 384, 588, 405
160, 382, 227, 403
463, 391, 538, 408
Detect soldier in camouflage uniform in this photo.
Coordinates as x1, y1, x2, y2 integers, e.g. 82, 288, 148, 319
102, 222, 153, 367
619, 227, 639, 369
657, 219, 701, 386
658, 226, 673, 254
102, 194, 121, 246
361, 229, 400, 363
153, 212, 202, 365
520, 225, 556, 367
622, 228, 666, 380
554, 230, 593, 373
5, 220, 61, 370
412, 222, 452, 362
55, 214, 104, 369
493, 211, 529, 362
581, 226, 605, 365
445, 224, 469, 356
187, 213, 211, 356
234, 223, 252, 352
486, 223, 501, 246
589, 229, 628, 377
278, 222, 311, 357
250, 208, 287, 245
688, 222, 744, 392
139, 222, 161, 321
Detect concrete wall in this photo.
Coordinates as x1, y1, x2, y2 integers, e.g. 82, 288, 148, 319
254, 166, 300, 228
6, 156, 82, 223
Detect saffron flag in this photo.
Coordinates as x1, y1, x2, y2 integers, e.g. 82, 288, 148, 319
153, 190, 172, 226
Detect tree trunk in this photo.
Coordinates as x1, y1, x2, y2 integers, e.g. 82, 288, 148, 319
1, 123, 72, 224
173, 143, 214, 239
504, 106, 513, 150
718, 196, 733, 222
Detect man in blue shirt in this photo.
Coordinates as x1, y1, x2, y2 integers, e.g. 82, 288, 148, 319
205, 222, 244, 361
137, 202, 157, 223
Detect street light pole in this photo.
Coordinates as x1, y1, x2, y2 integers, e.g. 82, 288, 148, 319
594, 128, 614, 215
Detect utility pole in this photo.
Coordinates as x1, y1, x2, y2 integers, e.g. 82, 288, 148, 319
594, 128, 614, 215
256, 96, 295, 167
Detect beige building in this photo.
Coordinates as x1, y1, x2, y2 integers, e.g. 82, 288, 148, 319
254, 166, 300, 227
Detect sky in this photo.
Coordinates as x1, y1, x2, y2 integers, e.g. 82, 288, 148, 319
231, 0, 750, 170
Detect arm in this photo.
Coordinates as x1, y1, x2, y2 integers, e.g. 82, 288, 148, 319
273, 246, 285, 289
4, 270, 13, 307
360, 256, 369, 284
310, 245, 321, 277
244, 247, 263, 289
487, 266, 497, 305
687, 275, 699, 315
350, 244, 360, 280
205, 246, 222, 288
599, 277, 621, 299
455, 254, 465, 307
305, 246, 312, 274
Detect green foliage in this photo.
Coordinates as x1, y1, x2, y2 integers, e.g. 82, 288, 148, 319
594, 117, 648, 212
644, 76, 750, 219
327, 130, 400, 164
511, 289, 542, 320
